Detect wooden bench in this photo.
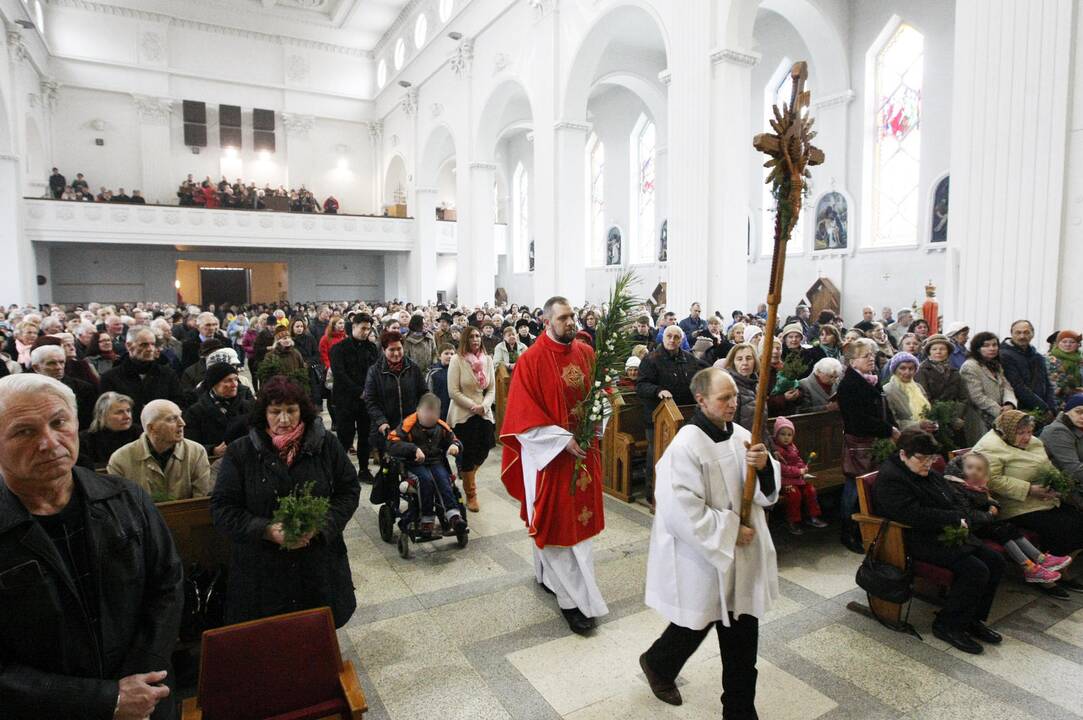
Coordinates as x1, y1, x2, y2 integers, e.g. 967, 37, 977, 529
652, 399, 697, 467
602, 391, 648, 501
494, 364, 512, 444
157, 496, 231, 570
768, 410, 846, 492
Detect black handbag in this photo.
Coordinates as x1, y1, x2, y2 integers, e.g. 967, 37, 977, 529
855, 519, 912, 604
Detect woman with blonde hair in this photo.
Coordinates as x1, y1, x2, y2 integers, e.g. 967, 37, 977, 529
447, 325, 496, 512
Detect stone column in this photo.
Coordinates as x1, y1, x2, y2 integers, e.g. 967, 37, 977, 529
949, 0, 1073, 337
0, 154, 36, 304
459, 161, 496, 306
132, 95, 174, 205
707, 48, 757, 316
368, 121, 383, 215
551, 121, 590, 305
281, 113, 315, 190
411, 187, 439, 305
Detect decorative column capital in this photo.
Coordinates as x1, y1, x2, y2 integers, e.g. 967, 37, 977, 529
710, 47, 760, 68
40, 79, 60, 112
527, 0, 554, 21
281, 112, 315, 136
658, 69, 672, 86
449, 37, 474, 79
367, 120, 383, 143
469, 161, 497, 172
813, 89, 856, 110
6, 22, 27, 63
400, 88, 419, 116
553, 120, 592, 134
414, 187, 439, 195
131, 94, 173, 124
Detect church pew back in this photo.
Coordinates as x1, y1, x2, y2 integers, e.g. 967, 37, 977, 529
156, 496, 230, 570
494, 364, 512, 444
602, 391, 647, 501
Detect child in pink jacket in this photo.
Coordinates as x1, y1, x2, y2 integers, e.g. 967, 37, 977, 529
774, 416, 828, 535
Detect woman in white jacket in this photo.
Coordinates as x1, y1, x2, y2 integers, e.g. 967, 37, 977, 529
640, 367, 779, 715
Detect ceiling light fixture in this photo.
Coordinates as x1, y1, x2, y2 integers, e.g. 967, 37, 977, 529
448, 31, 462, 40
398, 80, 412, 88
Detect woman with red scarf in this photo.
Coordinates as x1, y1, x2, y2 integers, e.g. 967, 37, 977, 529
447, 326, 496, 511
211, 376, 361, 628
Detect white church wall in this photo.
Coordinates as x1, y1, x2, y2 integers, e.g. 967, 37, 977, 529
746, 0, 954, 324
495, 131, 534, 305
1058, 4, 1083, 334
45, 244, 386, 305
50, 87, 144, 197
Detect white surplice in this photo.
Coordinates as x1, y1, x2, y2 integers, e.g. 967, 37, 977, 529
516, 425, 609, 618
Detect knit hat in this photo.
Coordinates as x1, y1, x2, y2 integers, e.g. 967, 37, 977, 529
1064, 394, 1083, 413
888, 352, 920, 375
625, 355, 641, 369
994, 409, 1033, 441
780, 323, 804, 342
205, 347, 240, 368
744, 325, 764, 347
203, 360, 239, 390
922, 334, 953, 354
274, 326, 290, 342
943, 321, 969, 339
772, 416, 795, 438
1056, 330, 1082, 343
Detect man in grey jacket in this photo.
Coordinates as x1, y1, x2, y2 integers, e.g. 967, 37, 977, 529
1041, 394, 1083, 505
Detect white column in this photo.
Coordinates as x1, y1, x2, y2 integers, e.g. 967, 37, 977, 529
383, 253, 408, 302
707, 49, 757, 316
368, 121, 383, 215
411, 187, 439, 305
0, 155, 36, 304
458, 162, 496, 306
552, 121, 590, 305
132, 95, 174, 205
665, 0, 712, 315
281, 113, 315, 190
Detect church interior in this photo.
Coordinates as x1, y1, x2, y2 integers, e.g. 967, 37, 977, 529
2, 0, 1083, 719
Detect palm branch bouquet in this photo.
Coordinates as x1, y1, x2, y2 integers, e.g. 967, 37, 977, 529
1033, 465, 1076, 496
568, 271, 641, 494
272, 481, 331, 548
772, 352, 808, 394
872, 438, 898, 465
921, 400, 965, 452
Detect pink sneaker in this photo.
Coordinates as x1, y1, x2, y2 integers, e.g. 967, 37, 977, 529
1023, 563, 1061, 584
1039, 554, 1073, 572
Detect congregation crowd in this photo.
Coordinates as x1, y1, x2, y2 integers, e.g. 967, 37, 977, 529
2, 291, 1082, 717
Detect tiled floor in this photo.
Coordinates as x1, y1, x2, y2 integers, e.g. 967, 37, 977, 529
336, 453, 1083, 719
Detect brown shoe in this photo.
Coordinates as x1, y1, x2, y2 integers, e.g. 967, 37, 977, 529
463, 470, 480, 513
639, 653, 682, 706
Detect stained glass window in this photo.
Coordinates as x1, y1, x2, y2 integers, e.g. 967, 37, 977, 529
513, 163, 530, 272
870, 23, 923, 247
763, 62, 805, 256
631, 115, 656, 264
586, 133, 606, 266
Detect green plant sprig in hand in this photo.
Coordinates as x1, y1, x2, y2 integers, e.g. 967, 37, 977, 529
871, 438, 898, 465
272, 481, 331, 549
1033, 465, 1076, 496
938, 524, 970, 547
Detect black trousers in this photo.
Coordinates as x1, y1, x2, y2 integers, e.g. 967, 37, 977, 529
939, 545, 1005, 628
643, 614, 759, 720
1011, 506, 1083, 558
335, 403, 371, 472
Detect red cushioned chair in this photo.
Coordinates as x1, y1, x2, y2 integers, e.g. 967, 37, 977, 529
181, 607, 367, 720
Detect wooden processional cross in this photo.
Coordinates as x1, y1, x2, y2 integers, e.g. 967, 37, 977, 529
740, 61, 824, 525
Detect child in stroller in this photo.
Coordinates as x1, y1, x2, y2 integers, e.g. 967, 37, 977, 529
387, 393, 467, 539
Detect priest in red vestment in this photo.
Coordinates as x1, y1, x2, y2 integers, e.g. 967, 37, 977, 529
501, 296, 608, 635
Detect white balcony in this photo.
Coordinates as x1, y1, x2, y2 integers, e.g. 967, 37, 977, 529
23, 199, 416, 252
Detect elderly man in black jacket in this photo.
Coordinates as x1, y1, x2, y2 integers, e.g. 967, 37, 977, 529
0, 374, 183, 720
182, 362, 254, 467
330, 314, 380, 481
363, 330, 424, 457
635, 324, 706, 501
1000, 320, 1057, 419
100, 326, 185, 422
873, 429, 1005, 655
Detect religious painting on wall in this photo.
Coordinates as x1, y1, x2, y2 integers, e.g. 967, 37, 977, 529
813, 191, 848, 251
606, 226, 622, 266
528, 238, 535, 272
930, 175, 949, 243
658, 219, 668, 262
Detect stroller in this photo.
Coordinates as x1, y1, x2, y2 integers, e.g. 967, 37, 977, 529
374, 451, 470, 559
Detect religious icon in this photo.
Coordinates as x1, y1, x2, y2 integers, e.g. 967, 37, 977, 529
606, 226, 622, 266
930, 175, 948, 243
813, 191, 848, 251
528, 238, 535, 272
658, 219, 668, 262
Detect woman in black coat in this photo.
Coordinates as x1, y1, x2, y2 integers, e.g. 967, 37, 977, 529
289, 316, 320, 363
836, 338, 898, 551
872, 429, 1005, 654
211, 376, 361, 628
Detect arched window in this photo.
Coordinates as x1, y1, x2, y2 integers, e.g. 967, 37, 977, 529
513, 162, 530, 273
865, 21, 924, 247
630, 114, 656, 264
393, 38, 406, 70
586, 133, 605, 266
762, 59, 806, 256
376, 59, 387, 89
414, 13, 428, 49
438, 0, 454, 23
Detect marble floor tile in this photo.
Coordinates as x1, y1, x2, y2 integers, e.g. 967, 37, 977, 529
777, 546, 860, 599
347, 608, 457, 669
390, 542, 508, 595
788, 624, 955, 713
367, 648, 513, 720
901, 684, 1038, 720
1044, 606, 1083, 649
351, 554, 416, 607
429, 584, 559, 646
935, 632, 1083, 716
592, 552, 648, 604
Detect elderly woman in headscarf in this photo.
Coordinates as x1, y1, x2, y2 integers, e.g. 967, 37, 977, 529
1047, 330, 1083, 410
973, 410, 1083, 594
883, 352, 939, 433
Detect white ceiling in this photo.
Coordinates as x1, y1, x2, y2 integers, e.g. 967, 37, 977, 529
72, 0, 414, 53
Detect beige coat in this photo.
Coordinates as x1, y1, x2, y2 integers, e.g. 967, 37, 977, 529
107, 434, 212, 501
447, 352, 496, 428
971, 429, 1058, 519
960, 358, 1018, 442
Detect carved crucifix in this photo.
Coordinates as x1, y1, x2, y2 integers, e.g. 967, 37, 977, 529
740, 61, 824, 526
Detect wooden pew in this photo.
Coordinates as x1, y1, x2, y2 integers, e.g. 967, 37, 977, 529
601, 391, 648, 501
768, 410, 846, 492
652, 399, 697, 467
494, 364, 512, 444
156, 496, 230, 570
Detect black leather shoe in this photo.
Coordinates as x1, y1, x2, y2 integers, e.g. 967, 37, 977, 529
840, 535, 865, 554
932, 622, 983, 654
1039, 583, 1072, 600
639, 653, 682, 706
561, 608, 594, 635
1057, 577, 1083, 593
967, 621, 1002, 644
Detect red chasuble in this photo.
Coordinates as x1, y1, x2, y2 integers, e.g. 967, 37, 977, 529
500, 331, 605, 548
